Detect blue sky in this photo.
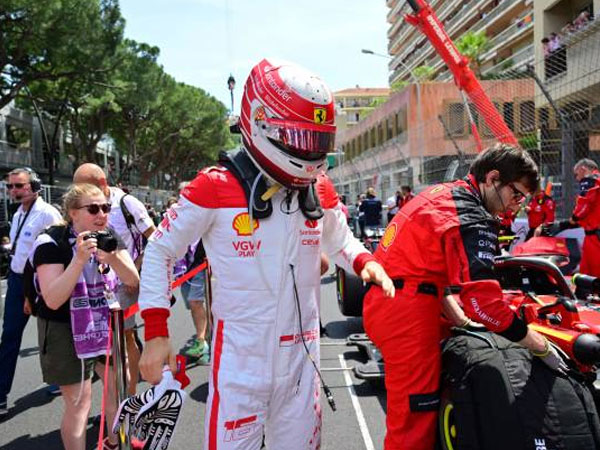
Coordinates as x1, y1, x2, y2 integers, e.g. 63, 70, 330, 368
119, 0, 390, 111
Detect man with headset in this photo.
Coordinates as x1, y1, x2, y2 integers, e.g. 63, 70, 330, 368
0, 168, 61, 418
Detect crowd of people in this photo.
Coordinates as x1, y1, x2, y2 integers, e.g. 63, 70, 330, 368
542, 9, 594, 79
0, 57, 599, 450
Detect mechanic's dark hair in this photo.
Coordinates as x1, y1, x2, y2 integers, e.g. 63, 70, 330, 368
469, 143, 539, 192
574, 158, 598, 171
401, 185, 412, 193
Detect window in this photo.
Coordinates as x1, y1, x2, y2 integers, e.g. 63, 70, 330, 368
519, 101, 536, 133
503, 103, 514, 132
377, 124, 384, 145
447, 103, 466, 136
387, 119, 393, 139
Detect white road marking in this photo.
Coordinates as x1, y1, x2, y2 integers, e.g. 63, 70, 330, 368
338, 354, 375, 450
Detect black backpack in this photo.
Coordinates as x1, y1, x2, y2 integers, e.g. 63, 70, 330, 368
441, 330, 600, 450
23, 225, 73, 318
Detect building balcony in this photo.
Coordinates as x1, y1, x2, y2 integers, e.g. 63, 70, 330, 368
544, 19, 600, 102
387, 0, 405, 24
390, 0, 491, 84
480, 13, 534, 64
481, 43, 534, 76
471, 0, 522, 34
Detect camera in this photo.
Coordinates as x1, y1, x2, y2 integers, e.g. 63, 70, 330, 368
84, 230, 118, 252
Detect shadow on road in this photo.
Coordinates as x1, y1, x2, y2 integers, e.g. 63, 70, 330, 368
324, 318, 364, 339
190, 382, 209, 404
4, 386, 56, 419
0, 418, 99, 450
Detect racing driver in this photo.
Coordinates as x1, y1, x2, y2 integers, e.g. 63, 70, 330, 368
363, 144, 566, 450
138, 58, 394, 450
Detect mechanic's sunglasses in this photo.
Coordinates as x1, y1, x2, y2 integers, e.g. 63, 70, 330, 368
6, 183, 28, 189
77, 203, 111, 215
507, 183, 527, 202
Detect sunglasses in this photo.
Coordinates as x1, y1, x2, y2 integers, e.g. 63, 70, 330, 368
77, 203, 111, 215
6, 183, 28, 190
507, 183, 527, 202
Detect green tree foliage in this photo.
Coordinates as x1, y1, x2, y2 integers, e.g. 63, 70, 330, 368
456, 30, 491, 77
1, 0, 123, 109
3, 1, 233, 188
413, 65, 435, 82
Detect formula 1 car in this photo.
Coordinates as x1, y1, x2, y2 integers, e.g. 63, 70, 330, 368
336, 226, 385, 317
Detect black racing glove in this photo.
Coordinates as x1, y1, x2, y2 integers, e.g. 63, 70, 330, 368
134, 387, 186, 450
541, 220, 572, 237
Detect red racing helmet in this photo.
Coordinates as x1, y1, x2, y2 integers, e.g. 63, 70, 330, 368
239, 58, 336, 188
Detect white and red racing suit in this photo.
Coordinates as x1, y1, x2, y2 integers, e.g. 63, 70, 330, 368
139, 168, 374, 450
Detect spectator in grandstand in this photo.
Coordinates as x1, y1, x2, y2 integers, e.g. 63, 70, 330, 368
32, 183, 138, 450
575, 10, 591, 30
548, 32, 562, 52
0, 168, 61, 418
73, 164, 156, 396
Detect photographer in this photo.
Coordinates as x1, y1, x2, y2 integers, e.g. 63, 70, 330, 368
31, 184, 139, 450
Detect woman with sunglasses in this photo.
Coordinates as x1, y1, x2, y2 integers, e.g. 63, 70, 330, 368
30, 183, 139, 450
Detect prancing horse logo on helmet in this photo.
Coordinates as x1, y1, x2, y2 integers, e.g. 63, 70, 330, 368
314, 108, 326, 124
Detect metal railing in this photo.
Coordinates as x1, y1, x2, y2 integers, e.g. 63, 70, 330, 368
472, 0, 521, 33
481, 13, 534, 62
481, 44, 534, 76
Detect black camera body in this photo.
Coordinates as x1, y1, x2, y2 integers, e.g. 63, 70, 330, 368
84, 230, 118, 252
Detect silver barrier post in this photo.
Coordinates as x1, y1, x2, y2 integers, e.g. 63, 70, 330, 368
109, 301, 131, 450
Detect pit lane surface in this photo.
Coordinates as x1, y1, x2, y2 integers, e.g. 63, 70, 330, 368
0, 271, 387, 449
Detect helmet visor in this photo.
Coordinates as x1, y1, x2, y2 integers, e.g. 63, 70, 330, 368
260, 118, 336, 161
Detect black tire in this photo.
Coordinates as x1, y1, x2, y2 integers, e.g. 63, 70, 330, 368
336, 266, 366, 317
438, 390, 457, 450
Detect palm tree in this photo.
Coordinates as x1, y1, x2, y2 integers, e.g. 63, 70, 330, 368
456, 30, 491, 78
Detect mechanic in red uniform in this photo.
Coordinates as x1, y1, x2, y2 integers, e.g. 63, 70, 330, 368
398, 185, 414, 208
537, 158, 600, 278
525, 188, 555, 240
363, 144, 566, 450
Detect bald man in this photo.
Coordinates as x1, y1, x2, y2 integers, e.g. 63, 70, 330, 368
73, 164, 155, 395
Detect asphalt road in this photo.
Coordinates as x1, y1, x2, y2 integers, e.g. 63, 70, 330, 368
0, 272, 388, 449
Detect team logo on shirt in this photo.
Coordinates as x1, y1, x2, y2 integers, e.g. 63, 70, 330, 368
430, 186, 444, 194
232, 212, 259, 236
380, 223, 397, 251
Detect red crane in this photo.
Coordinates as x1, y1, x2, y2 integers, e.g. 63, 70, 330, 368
404, 0, 519, 149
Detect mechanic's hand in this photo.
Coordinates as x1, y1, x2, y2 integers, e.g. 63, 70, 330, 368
533, 225, 544, 237
531, 337, 569, 374
361, 261, 395, 298
139, 337, 177, 385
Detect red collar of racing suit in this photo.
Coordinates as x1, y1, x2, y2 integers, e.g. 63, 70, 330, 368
465, 174, 483, 199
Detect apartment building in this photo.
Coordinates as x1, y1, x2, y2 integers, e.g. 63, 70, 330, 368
328, 79, 534, 202
334, 87, 390, 133
387, 0, 534, 83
